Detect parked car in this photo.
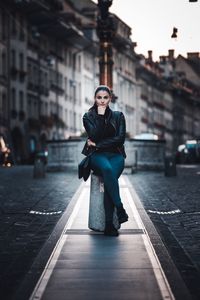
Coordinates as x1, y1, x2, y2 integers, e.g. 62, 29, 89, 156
134, 133, 159, 140
176, 140, 200, 164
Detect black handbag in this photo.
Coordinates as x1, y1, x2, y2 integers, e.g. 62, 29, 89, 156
78, 156, 91, 181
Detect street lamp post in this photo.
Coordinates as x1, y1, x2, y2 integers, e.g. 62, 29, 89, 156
97, 0, 117, 101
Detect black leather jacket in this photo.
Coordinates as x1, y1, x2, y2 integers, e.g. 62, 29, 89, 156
81, 106, 126, 158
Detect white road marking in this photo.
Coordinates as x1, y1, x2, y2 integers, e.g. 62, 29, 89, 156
29, 210, 62, 216
148, 209, 181, 215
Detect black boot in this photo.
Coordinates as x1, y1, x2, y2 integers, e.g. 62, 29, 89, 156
117, 204, 129, 224
104, 222, 119, 237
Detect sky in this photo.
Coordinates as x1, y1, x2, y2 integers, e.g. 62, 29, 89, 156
93, 0, 200, 61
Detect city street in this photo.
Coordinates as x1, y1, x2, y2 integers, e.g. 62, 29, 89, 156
127, 164, 200, 300
0, 165, 200, 299
0, 166, 80, 300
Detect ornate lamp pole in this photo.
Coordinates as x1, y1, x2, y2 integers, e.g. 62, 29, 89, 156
97, 0, 117, 101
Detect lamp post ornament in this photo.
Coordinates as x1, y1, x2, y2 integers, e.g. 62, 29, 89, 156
97, 0, 117, 102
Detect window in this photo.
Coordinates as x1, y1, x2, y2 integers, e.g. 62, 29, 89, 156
19, 15, 25, 40
78, 55, 81, 72
19, 91, 24, 110
68, 51, 72, 67
19, 53, 24, 70
2, 93, 6, 113
28, 95, 32, 117
11, 12, 17, 36
34, 99, 37, 116
44, 72, 48, 88
27, 63, 32, 83
2, 52, 6, 76
45, 102, 48, 115
0, 92, 2, 113
64, 76, 68, 96
11, 88, 16, 109
65, 109, 68, 128
74, 112, 76, 130
11, 49, 16, 68
2, 11, 7, 40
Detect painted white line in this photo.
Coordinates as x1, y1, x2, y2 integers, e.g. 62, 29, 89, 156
148, 209, 181, 215
29, 210, 62, 216
29, 184, 87, 300
123, 175, 175, 300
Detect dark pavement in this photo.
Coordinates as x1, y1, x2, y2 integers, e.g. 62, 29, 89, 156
0, 166, 80, 300
0, 165, 200, 299
127, 164, 200, 300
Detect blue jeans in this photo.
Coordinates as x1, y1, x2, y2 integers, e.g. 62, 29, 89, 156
90, 152, 124, 222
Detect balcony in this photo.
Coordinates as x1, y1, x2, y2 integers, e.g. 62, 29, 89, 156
10, 67, 18, 79
12, 0, 50, 14
50, 83, 65, 95
11, 109, 18, 119
141, 117, 148, 124
28, 117, 41, 130
19, 110, 26, 121
0, 75, 8, 85
50, 113, 65, 128
0, 115, 8, 126
19, 70, 27, 80
40, 115, 54, 127
153, 121, 166, 130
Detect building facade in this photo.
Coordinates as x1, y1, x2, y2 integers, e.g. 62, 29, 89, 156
0, 0, 200, 163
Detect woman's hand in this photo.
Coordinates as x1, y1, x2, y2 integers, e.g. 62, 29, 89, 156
87, 139, 96, 147
97, 105, 106, 115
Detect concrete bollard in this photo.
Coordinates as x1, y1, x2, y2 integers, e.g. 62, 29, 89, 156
33, 158, 45, 179
164, 155, 177, 177
88, 173, 120, 231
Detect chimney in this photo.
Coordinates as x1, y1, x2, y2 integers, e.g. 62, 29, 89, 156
187, 52, 200, 59
168, 49, 174, 60
148, 50, 153, 61
159, 56, 166, 63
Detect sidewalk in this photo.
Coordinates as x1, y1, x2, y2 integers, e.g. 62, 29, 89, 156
28, 175, 189, 300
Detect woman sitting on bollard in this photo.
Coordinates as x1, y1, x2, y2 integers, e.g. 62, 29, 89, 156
81, 85, 128, 236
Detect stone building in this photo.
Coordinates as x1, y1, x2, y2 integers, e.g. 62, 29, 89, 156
0, 0, 200, 163
159, 50, 200, 151
0, 0, 140, 162
111, 15, 138, 137
0, 7, 9, 145
135, 51, 174, 153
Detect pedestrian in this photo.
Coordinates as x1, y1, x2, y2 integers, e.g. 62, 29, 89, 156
81, 85, 128, 236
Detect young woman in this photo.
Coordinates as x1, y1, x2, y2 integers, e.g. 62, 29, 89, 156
82, 85, 128, 236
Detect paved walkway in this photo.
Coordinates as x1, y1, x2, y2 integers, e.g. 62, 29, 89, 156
29, 176, 176, 300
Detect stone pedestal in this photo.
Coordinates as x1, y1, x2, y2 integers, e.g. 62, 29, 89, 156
88, 173, 120, 232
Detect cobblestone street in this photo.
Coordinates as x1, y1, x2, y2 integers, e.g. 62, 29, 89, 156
0, 166, 80, 300
1, 165, 200, 299
127, 164, 200, 300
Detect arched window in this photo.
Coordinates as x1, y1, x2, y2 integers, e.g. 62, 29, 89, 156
2, 52, 6, 76
11, 88, 16, 109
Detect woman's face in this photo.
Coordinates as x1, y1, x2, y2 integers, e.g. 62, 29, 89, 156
95, 90, 111, 107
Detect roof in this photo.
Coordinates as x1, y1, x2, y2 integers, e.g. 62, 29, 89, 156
67, 0, 97, 13
187, 58, 200, 77
177, 54, 200, 77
